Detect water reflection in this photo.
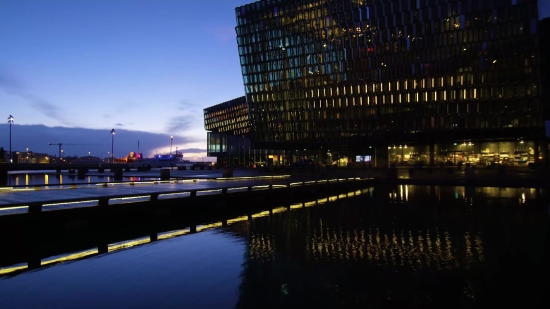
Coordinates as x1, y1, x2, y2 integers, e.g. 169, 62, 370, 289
235, 185, 548, 308
8, 174, 144, 186
0, 185, 547, 308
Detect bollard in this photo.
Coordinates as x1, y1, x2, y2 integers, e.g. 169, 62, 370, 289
160, 169, 170, 180
0, 163, 7, 186
56, 166, 61, 173
113, 168, 123, 181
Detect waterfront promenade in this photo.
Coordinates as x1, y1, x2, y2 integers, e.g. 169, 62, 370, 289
1, 165, 548, 215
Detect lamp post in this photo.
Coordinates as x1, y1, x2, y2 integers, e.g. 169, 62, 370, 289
111, 129, 115, 166
8, 115, 13, 164
170, 136, 173, 156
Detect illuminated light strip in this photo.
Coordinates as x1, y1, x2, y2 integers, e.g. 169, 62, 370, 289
0, 265, 27, 275
0, 187, 14, 191
329, 196, 338, 202
158, 229, 190, 240
304, 181, 317, 184
158, 192, 190, 198
338, 179, 347, 181
198, 189, 222, 193
253, 185, 270, 189
290, 204, 303, 210
196, 222, 223, 232
290, 182, 302, 186
251, 210, 271, 218
329, 179, 338, 182
271, 185, 287, 188
110, 196, 150, 202
228, 187, 250, 191
304, 201, 317, 207
227, 215, 249, 224
108, 238, 150, 252
41, 249, 98, 266
317, 198, 328, 204
338, 194, 348, 199
0, 205, 29, 211
44, 200, 99, 207
271, 207, 287, 214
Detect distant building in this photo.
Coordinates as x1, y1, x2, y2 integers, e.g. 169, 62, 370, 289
11, 151, 50, 164
204, 97, 284, 167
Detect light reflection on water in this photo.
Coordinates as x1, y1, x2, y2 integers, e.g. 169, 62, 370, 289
0, 185, 547, 308
8, 174, 144, 186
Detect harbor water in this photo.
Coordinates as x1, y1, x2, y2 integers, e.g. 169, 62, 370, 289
0, 185, 548, 308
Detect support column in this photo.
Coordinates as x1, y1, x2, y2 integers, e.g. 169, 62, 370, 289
375, 146, 389, 168
429, 143, 435, 166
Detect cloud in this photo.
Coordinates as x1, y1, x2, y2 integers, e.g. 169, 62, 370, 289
178, 148, 207, 154
166, 116, 195, 133
0, 70, 71, 125
103, 114, 112, 119
0, 123, 204, 158
116, 123, 124, 127
178, 100, 197, 112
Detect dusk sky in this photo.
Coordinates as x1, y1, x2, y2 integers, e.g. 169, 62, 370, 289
0, 0, 251, 160
1, 0, 550, 160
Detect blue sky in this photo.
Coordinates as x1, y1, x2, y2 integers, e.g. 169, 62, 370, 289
0, 0, 250, 160
1, 0, 550, 159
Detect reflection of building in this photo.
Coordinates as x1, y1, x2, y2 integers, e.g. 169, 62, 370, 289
211, 0, 550, 167
204, 97, 284, 167
233, 184, 547, 307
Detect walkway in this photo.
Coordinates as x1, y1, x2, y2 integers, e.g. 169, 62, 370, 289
0, 176, 297, 215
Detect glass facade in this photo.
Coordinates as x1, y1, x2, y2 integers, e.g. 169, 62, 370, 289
235, 0, 549, 165
204, 97, 250, 136
204, 97, 284, 167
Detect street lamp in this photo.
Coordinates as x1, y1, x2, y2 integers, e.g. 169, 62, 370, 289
7, 115, 13, 164
111, 129, 115, 166
170, 136, 173, 156
88, 151, 91, 156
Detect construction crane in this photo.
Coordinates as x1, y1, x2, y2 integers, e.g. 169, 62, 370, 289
48, 143, 104, 160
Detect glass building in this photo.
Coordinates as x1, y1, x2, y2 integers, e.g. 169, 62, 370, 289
204, 97, 285, 167
234, 0, 550, 167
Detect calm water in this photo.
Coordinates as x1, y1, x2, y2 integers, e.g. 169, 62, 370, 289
0, 185, 548, 308
7, 173, 148, 187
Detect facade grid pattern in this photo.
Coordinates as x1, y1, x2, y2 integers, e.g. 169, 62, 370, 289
235, 0, 547, 151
